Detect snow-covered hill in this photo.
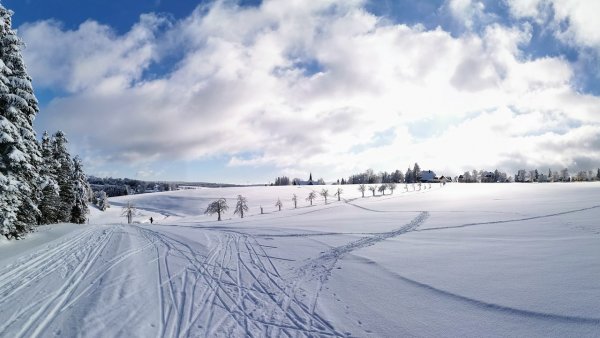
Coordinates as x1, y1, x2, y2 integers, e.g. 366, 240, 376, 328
1, 183, 599, 337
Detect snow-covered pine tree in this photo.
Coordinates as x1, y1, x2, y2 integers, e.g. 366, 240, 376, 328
38, 131, 61, 223
71, 156, 90, 223
97, 191, 109, 211
52, 131, 75, 222
0, 6, 42, 237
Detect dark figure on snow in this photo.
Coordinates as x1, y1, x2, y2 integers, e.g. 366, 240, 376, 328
150, 217, 153, 224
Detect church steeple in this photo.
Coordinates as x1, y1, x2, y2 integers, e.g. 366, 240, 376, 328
308, 172, 313, 185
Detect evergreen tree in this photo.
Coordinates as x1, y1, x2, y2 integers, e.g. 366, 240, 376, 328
413, 163, 421, 182
70, 156, 90, 224
0, 6, 42, 237
97, 191, 109, 211
405, 167, 413, 183
52, 131, 75, 222
38, 131, 61, 223
392, 170, 404, 183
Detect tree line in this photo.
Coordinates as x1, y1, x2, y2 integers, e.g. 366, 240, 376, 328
457, 168, 600, 183
0, 5, 90, 239
272, 164, 428, 187
88, 176, 175, 197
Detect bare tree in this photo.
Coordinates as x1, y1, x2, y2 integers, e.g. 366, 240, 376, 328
358, 184, 366, 198
275, 198, 283, 211
306, 191, 317, 206
387, 183, 397, 194
205, 198, 229, 221
378, 184, 387, 195
320, 188, 329, 204
368, 185, 377, 196
292, 194, 299, 208
334, 187, 343, 201
234, 195, 248, 218
121, 201, 137, 224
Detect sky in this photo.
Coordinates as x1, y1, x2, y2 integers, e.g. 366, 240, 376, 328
3, 0, 600, 183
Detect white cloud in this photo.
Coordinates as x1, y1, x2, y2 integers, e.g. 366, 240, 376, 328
505, 0, 545, 19
21, 0, 600, 179
20, 14, 166, 93
505, 0, 600, 49
446, 0, 486, 30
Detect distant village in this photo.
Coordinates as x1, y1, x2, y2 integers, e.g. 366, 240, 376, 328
272, 164, 600, 186
88, 164, 600, 199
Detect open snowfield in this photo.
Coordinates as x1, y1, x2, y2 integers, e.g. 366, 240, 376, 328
1, 183, 599, 337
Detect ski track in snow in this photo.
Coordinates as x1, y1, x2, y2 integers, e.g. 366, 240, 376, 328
0, 207, 429, 337
2, 189, 600, 337
417, 204, 600, 232
137, 226, 347, 337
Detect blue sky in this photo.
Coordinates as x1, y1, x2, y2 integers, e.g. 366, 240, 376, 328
4, 0, 600, 183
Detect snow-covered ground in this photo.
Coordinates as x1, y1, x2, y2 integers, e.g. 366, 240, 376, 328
1, 183, 599, 337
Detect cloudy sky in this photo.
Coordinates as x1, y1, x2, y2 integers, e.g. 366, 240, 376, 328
5, 0, 600, 183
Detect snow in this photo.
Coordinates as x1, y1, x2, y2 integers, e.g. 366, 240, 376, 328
0, 223, 87, 268
1, 183, 599, 337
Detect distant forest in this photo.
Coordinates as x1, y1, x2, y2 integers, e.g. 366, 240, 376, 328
88, 176, 241, 197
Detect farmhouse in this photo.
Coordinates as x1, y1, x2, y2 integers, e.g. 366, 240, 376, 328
420, 170, 436, 182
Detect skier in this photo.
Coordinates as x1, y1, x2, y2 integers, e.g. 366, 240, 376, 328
150, 217, 153, 224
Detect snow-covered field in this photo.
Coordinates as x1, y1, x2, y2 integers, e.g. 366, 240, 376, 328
1, 183, 599, 337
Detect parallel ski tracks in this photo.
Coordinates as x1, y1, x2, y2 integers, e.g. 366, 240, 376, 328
0, 227, 115, 338
139, 226, 346, 337
0, 209, 430, 338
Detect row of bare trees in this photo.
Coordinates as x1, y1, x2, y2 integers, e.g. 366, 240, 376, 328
357, 183, 398, 197
204, 187, 347, 221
